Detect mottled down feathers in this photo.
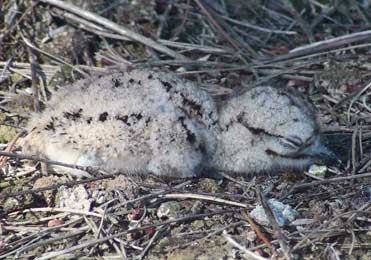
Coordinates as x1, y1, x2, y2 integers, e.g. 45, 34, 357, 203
22, 69, 336, 178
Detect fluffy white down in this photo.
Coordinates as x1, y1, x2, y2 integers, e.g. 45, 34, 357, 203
211, 86, 319, 174
23, 69, 219, 178
23, 70, 328, 178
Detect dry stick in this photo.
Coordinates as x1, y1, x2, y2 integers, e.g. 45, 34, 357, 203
156, 0, 174, 38
0, 131, 24, 168
27, 45, 41, 112
37, 0, 186, 60
310, 4, 336, 30
347, 81, 371, 122
160, 192, 248, 208
193, 0, 242, 53
292, 210, 371, 252
282, 0, 314, 42
171, 221, 246, 251
0, 3, 37, 45
55, 6, 229, 55
223, 232, 269, 260
240, 211, 275, 253
263, 30, 371, 63
107, 180, 193, 213
21, 34, 88, 76
137, 228, 162, 260
171, 0, 191, 39
220, 15, 297, 35
9, 207, 104, 218
0, 151, 117, 200
257, 191, 292, 260
0, 218, 85, 258
0, 151, 98, 172
0, 174, 115, 200
7, 230, 87, 259
35, 209, 237, 260
351, 126, 358, 181
292, 172, 371, 191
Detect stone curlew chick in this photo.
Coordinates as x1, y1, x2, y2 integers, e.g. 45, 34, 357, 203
22, 69, 337, 178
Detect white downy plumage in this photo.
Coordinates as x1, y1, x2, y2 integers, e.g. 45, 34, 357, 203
22, 69, 337, 178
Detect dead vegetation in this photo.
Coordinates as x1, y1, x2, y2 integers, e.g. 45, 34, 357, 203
0, 0, 371, 259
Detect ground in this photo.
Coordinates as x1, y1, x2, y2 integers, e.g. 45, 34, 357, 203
0, 0, 371, 259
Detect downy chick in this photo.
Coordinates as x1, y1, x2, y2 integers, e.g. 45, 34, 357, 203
22, 70, 337, 178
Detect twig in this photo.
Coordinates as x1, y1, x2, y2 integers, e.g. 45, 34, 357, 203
172, 221, 246, 250
171, 0, 191, 39
20, 33, 88, 76
257, 191, 292, 260
107, 180, 193, 213
35, 209, 237, 260
292, 172, 371, 191
37, 0, 187, 60
263, 30, 371, 63
282, 0, 314, 42
0, 151, 100, 175
0, 131, 25, 168
27, 43, 41, 112
0, 173, 116, 200
193, 0, 241, 52
136, 228, 162, 260
240, 211, 275, 253
351, 126, 359, 179
9, 207, 104, 218
223, 231, 269, 260
160, 192, 248, 208
221, 15, 297, 35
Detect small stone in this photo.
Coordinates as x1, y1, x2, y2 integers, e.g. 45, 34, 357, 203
250, 199, 299, 226
157, 201, 181, 219
33, 176, 62, 206
3, 197, 20, 211
127, 208, 144, 221
48, 219, 64, 227
198, 178, 223, 193
244, 230, 257, 242
308, 164, 327, 178
57, 185, 91, 212
191, 220, 205, 230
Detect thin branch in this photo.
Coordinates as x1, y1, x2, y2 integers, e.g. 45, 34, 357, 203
37, 0, 187, 60
160, 192, 248, 208
292, 172, 371, 191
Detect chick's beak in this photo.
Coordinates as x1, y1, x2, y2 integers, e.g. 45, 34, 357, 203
313, 143, 341, 166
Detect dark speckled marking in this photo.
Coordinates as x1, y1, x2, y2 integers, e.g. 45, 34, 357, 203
180, 93, 202, 117
44, 121, 55, 131
198, 144, 206, 154
115, 115, 130, 126
112, 78, 122, 88
178, 116, 196, 144
99, 112, 109, 122
145, 117, 151, 126
63, 108, 83, 121
133, 113, 143, 121
160, 80, 173, 92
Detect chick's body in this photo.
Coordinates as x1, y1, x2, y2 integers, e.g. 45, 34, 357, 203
23, 69, 336, 178
23, 70, 219, 177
